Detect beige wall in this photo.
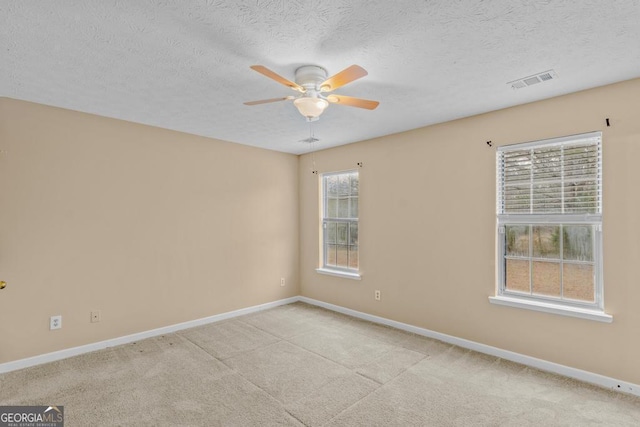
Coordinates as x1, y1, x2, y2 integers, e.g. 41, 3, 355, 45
2, 78, 639, 384
299, 78, 640, 384
0, 98, 299, 363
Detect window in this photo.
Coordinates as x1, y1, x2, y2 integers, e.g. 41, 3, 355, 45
318, 170, 360, 279
491, 131, 611, 322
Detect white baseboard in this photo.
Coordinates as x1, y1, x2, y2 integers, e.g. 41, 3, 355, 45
3, 294, 638, 399
0, 296, 299, 374
298, 296, 640, 398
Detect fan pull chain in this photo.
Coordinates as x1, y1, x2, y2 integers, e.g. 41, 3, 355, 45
309, 123, 318, 175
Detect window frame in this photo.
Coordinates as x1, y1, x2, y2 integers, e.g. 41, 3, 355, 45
317, 170, 360, 279
491, 131, 611, 322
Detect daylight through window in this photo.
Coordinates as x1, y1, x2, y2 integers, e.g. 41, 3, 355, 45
496, 132, 604, 314
322, 170, 359, 272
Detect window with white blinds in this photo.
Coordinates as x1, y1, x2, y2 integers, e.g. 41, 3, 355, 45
493, 132, 608, 321
321, 170, 359, 274
497, 132, 602, 216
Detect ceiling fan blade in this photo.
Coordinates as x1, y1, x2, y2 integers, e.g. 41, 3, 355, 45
320, 65, 368, 92
244, 96, 294, 106
250, 65, 304, 92
326, 94, 379, 110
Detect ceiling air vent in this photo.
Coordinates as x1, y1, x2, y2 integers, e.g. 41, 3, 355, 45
508, 70, 558, 90
299, 137, 320, 144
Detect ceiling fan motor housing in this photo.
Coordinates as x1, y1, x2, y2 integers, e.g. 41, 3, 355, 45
295, 65, 328, 92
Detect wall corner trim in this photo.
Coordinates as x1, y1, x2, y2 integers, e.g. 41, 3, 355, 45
0, 296, 299, 375
298, 296, 639, 398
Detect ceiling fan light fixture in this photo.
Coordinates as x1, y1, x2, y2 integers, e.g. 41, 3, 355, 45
293, 97, 329, 120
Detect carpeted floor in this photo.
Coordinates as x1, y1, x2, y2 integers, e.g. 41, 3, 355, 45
1, 302, 639, 426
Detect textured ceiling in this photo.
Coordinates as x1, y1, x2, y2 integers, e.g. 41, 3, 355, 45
3, 0, 640, 154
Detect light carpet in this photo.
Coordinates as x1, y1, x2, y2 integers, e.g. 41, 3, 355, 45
1, 302, 639, 426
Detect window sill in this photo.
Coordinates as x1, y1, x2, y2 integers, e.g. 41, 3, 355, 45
489, 295, 613, 323
316, 268, 361, 281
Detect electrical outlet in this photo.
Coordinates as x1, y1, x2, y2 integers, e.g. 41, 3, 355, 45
91, 310, 101, 323
50, 315, 62, 330
375, 290, 381, 301
280, 278, 285, 287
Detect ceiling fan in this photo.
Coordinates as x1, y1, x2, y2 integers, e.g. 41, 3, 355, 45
244, 64, 379, 122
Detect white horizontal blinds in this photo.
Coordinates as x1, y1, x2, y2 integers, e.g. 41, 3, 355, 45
498, 133, 602, 215
563, 143, 600, 213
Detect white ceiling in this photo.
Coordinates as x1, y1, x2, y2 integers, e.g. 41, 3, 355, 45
3, 1, 640, 154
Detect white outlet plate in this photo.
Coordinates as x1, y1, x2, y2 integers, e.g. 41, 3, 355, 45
50, 315, 62, 330
91, 310, 101, 323
375, 290, 381, 301
280, 278, 285, 287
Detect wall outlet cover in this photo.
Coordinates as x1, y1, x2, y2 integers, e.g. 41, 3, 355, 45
50, 315, 62, 330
